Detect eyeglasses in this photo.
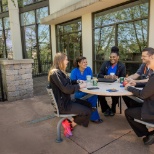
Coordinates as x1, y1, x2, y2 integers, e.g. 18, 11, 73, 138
109, 56, 117, 59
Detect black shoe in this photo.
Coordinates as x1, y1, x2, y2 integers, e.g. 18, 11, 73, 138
110, 111, 115, 116
91, 119, 103, 124
143, 134, 154, 145
104, 109, 110, 116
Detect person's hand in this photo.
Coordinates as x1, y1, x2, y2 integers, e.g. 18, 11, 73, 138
110, 75, 118, 79
129, 80, 136, 86
125, 83, 131, 90
125, 77, 133, 82
79, 82, 87, 89
104, 75, 108, 79
77, 80, 85, 84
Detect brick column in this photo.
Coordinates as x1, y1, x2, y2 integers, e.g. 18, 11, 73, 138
0, 59, 34, 101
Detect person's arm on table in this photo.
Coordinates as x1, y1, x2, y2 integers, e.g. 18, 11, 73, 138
125, 75, 154, 99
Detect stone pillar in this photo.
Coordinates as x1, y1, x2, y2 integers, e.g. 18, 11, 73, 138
0, 59, 34, 102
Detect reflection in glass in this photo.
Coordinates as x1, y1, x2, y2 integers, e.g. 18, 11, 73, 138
21, 6, 51, 76
21, 0, 44, 6
94, 26, 115, 73
94, 3, 148, 27
5, 30, 13, 59
36, 7, 48, 23
21, 11, 35, 26
0, 19, 2, 30
38, 24, 51, 73
118, 19, 148, 60
57, 19, 82, 72
0, 17, 12, 58
2, 0, 8, 12
4, 17, 10, 29
93, 1, 148, 74
24, 25, 36, 59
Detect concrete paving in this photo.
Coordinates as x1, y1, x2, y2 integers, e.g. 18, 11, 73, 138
0, 76, 154, 154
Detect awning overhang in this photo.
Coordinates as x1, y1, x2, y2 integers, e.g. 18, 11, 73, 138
40, 0, 130, 25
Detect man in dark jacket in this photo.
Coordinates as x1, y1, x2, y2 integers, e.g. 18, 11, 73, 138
123, 48, 153, 108
98, 46, 126, 116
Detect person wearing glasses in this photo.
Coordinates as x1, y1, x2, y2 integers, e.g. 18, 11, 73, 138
123, 48, 153, 108
98, 46, 126, 116
125, 47, 154, 145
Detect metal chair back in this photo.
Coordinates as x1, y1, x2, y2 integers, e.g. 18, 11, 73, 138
46, 87, 60, 117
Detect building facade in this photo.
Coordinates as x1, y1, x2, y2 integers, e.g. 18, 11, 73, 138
0, 0, 154, 76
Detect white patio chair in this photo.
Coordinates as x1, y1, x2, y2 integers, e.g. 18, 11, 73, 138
134, 119, 154, 129
46, 87, 77, 143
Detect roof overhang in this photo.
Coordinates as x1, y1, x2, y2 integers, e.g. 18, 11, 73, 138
40, 0, 131, 25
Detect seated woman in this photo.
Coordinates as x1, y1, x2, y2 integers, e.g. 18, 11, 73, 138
125, 47, 154, 145
48, 52, 92, 137
70, 56, 103, 124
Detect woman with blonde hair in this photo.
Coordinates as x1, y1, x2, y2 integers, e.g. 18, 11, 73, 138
48, 52, 91, 137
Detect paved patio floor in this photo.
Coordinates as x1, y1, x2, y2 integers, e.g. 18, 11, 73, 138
0, 76, 154, 154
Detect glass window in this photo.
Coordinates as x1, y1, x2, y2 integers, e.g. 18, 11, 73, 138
3, 17, 10, 29
2, 0, 8, 12
0, 17, 12, 58
56, 19, 82, 72
20, 0, 44, 7
36, 7, 48, 23
0, 19, 2, 30
93, 1, 149, 75
20, 6, 51, 76
21, 11, 35, 26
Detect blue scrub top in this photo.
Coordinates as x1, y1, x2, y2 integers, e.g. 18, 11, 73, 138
70, 66, 93, 81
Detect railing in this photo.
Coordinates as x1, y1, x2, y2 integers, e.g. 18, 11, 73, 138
32, 59, 52, 77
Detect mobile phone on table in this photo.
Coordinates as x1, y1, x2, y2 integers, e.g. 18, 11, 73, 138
87, 87, 99, 90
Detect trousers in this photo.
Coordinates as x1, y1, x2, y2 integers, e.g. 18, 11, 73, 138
60, 100, 92, 127
74, 91, 100, 121
125, 107, 149, 137
98, 96, 119, 113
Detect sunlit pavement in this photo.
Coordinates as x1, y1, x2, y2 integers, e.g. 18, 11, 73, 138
0, 76, 153, 154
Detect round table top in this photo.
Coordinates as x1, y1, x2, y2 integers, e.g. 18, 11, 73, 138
80, 81, 133, 96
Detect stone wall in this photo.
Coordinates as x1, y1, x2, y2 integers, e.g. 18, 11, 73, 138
0, 59, 34, 102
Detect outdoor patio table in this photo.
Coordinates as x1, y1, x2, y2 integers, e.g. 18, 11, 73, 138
80, 81, 133, 113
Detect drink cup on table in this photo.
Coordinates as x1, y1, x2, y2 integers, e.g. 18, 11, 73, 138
119, 77, 124, 83
86, 75, 91, 82
93, 77, 98, 86
110, 72, 115, 79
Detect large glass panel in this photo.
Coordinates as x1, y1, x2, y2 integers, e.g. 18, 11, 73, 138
2, 0, 8, 12
21, 11, 35, 26
20, 5, 51, 76
24, 25, 36, 59
94, 2, 149, 27
21, 0, 44, 6
0, 31, 5, 58
0, 1, 2, 13
0, 19, 2, 30
57, 19, 82, 72
36, 7, 48, 23
38, 24, 51, 73
0, 17, 12, 58
118, 19, 148, 60
5, 30, 13, 58
94, 26, 115, 73
3, 17, 10, 29
93, 1, 149, 75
